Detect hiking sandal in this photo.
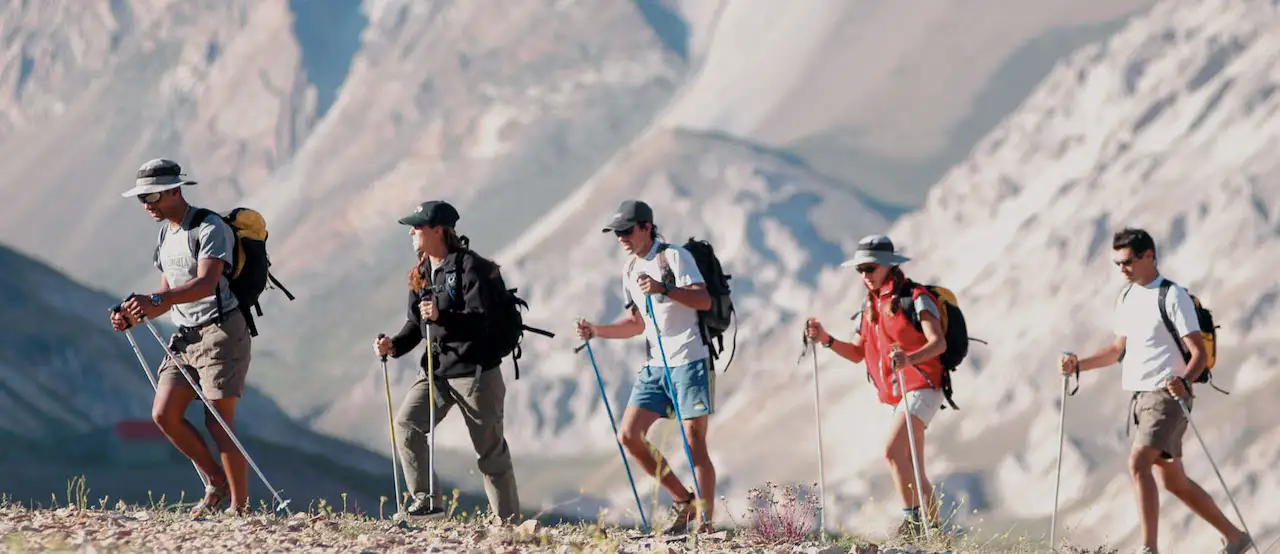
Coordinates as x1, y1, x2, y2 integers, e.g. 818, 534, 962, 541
190, 482, 229, 517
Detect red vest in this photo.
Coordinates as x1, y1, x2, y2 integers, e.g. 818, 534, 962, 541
860, 281, 945, 406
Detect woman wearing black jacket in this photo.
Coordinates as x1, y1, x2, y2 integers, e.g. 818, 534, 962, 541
373, 200, 520, 522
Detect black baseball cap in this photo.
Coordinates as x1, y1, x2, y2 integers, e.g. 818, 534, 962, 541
398, 200, 460, 228
601, 200, 653, 233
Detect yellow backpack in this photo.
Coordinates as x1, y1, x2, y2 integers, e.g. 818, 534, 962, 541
155, 207, 295, 336
1156, 279, 1225, 393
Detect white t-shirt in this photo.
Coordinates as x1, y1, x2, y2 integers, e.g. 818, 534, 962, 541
622, 241, 709, 366
1113, 275, 1200, 391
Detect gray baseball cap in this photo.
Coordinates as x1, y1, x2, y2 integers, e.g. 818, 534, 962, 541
120, 158, 198, 197
840, 234, 911, 268
601, 200, 654, 233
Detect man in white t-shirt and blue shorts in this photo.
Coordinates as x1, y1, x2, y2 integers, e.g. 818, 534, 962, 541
1060, 228, 1250, 554
576, 200, 716, 535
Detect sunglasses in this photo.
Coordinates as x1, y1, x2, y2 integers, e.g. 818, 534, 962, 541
856, 264, 879, 274
136, 192, 163, 204
613, 226, 635, 238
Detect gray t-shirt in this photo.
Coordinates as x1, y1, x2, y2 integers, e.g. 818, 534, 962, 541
154, 207, 239, 328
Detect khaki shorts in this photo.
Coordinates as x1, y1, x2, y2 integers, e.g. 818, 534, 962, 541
893, 388, 944, 429
1132, 388, 1190, 459
158, 310, 252, 400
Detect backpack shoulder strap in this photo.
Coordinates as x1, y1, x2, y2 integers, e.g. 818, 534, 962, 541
1157, 279, 1190, 362
897, 278, 924, 331
153, 224, 168, 271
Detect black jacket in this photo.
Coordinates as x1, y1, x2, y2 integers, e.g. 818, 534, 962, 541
390, 248, 500, 379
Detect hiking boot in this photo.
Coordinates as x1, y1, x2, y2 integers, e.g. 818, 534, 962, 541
1135, 547, 1158, 554
895, 517, 925, 541
661, 489, 697, 535
190, 482, 229, 517
403, 494, 446, 519
1221, 533, 1252, 554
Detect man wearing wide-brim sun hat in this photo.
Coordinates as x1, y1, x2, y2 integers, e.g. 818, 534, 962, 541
110, 157, 256, 517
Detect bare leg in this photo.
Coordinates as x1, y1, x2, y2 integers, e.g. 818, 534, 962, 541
884, 411, 936, 522
1154, 457, 1244, 543
152, 382, 225, 488
682, 415, 715, 524
1129, 446, 1162, 551
204, 398, 247, 511
617, 406, 691, 502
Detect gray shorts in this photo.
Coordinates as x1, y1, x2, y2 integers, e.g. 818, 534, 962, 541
158, 309, 252, 400
1132, 388, 1190, 459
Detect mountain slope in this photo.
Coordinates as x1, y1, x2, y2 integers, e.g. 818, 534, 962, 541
660, 0, 1160, 207
669, 0, 1279, 548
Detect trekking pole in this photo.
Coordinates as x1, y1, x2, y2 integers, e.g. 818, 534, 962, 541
643, 293, 705, 526
378, 333, 406, 519
805, 330, 827, 539
1050, 352, 1079, 552
121, 299, 292, 514
426, 323, 437, 512
113, 307, 210, 491
1169, 378, 1259, 554
577, 320, 649, 534
890, 344, 931, 542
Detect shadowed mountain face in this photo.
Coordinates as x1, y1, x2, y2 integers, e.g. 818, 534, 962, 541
0, 242, 511, 515
9, 0, 1275, 548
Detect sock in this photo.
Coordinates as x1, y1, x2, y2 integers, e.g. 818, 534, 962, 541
902, 507, 921, 522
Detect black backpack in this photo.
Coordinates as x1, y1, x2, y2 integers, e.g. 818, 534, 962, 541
438, 247, 554, 379
894, 278, 985, 410
648, 238, 738, 372
155, 207, 294, 336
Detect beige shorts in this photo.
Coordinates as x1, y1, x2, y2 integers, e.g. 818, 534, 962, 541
157, 310, 252, 400
1132, 388, 1190, 459
893, 388, 944, 428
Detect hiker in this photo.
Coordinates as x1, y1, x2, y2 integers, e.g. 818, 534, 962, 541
108, 158, 252, 516
804, 234, 946, 538
1059, 228, 1251, 554
574, 199, 717, 534
373, 200, 521, 522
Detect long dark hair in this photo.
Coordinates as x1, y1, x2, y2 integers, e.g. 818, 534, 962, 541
864, 266, 907, 324
408, 226, 496, 291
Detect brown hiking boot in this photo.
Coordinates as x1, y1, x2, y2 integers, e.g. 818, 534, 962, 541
661, 489, 697, 535
895, 517, 925, 541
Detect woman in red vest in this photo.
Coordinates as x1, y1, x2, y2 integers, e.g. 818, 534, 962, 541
806, 234, 948, 539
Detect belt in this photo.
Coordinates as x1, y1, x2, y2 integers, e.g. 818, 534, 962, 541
179, 310, 238, 334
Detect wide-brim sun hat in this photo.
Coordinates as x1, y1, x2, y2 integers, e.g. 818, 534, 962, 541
839, 234, 911, 268
120, 158, 198, 197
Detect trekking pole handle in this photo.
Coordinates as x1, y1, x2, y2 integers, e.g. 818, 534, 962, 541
377, 333, 388, 362
572, 317, 589, 354
112, 294, 147, 328
1061, 351, 1080, 395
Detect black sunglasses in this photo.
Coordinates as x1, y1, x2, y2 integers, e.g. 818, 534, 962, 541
136, 192, 163, 204
856, 264, 879, 274
613, 226, 635, 237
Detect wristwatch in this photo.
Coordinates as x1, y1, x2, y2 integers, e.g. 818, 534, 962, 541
149, 293, 163, 306
823, 335, 835, 348
660, 282, 670, 295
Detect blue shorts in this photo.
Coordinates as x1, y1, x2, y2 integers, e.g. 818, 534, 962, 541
627, 358, 715, 420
